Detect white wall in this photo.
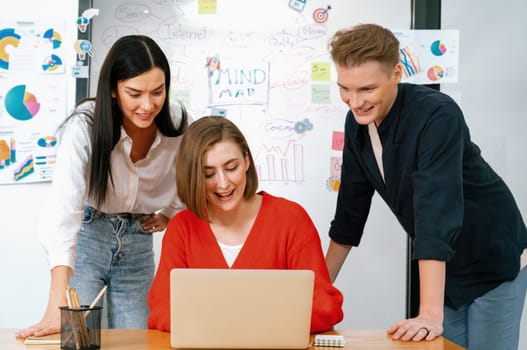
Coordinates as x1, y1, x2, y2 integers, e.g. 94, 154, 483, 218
441, 0, 527, 348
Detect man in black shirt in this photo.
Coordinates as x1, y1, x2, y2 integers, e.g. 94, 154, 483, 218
326, 23, 527, 350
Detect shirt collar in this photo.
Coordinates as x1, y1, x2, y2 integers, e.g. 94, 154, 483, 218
118, 126, 162, 149
376, 83, 404, 135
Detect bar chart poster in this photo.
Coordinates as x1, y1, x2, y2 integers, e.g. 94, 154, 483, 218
0, 19, 67, 184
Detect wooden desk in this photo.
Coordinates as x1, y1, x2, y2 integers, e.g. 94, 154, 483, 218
1, 329, 465, 349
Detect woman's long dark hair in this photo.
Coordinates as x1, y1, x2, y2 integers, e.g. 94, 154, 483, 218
87, 34, 187, 207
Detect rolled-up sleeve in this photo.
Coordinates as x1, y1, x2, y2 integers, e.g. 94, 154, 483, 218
412, 103, 463, 261
329, 113, 375, 247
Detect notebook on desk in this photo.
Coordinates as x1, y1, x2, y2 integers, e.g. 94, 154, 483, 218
170, 268, 314, 349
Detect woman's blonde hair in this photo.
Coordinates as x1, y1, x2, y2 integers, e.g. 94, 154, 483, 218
176, 116, 258, 221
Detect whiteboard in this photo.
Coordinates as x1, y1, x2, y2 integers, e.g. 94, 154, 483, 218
88, 0, 411, 328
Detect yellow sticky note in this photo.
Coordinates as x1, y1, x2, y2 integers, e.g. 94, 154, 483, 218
199, 0, 217, 14
311, 62, 331, 81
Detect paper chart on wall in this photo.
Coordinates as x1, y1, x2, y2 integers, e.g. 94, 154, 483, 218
395, 29, 459, 84
0, 19, 67, 184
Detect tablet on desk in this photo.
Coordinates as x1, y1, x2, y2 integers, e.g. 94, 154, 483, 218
170, 268, 314, 349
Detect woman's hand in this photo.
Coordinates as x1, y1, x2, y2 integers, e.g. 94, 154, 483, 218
15, 266, 70, 338
15, 309, 61, 339
142, 213, 169, 233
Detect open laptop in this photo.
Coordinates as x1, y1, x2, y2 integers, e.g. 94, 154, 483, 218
170, 268, 314, 349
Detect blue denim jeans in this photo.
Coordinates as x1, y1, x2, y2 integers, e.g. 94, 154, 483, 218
443, 266, 527, 350
69, 206, 154, 328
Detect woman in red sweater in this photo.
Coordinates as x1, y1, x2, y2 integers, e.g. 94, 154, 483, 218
147, 116, 343, 333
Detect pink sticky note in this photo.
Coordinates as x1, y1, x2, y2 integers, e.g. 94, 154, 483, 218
330, 157, 342, 177
332, 131, 344, 151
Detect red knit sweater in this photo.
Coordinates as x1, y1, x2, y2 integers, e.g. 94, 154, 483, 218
147, 192, 343, 333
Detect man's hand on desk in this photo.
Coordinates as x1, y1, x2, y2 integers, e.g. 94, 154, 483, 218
386, 315, 443, 342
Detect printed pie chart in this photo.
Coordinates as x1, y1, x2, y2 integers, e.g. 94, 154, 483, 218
0, 28, 21, 70
430, 40, 447, 56
427, 65, 445, 81
43, 28, 62, 49
4, 85, 41, 121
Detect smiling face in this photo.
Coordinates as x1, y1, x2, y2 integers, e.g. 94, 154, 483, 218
112, 67, 166, 132
336, 60, 401, 126
203, 139, 251, 217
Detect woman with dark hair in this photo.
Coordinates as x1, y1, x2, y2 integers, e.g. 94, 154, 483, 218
147, 116, 343, 333
16, 35, 188, 338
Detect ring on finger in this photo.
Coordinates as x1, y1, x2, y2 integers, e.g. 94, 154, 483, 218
419, 327, 430, 337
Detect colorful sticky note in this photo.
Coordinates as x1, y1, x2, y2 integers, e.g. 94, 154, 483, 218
198, 0, 217, 14
330, 156, 342, 177
331, 131, 344, 151
311, 62, 331, 81
311, 84, 331, 104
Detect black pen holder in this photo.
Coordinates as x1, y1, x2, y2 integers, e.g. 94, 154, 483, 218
60, 305, 102, 350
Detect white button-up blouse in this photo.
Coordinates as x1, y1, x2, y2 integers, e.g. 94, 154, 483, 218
38, 100, 186, 271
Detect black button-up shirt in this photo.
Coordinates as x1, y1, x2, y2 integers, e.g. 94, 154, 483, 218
329, 83, 527, 308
